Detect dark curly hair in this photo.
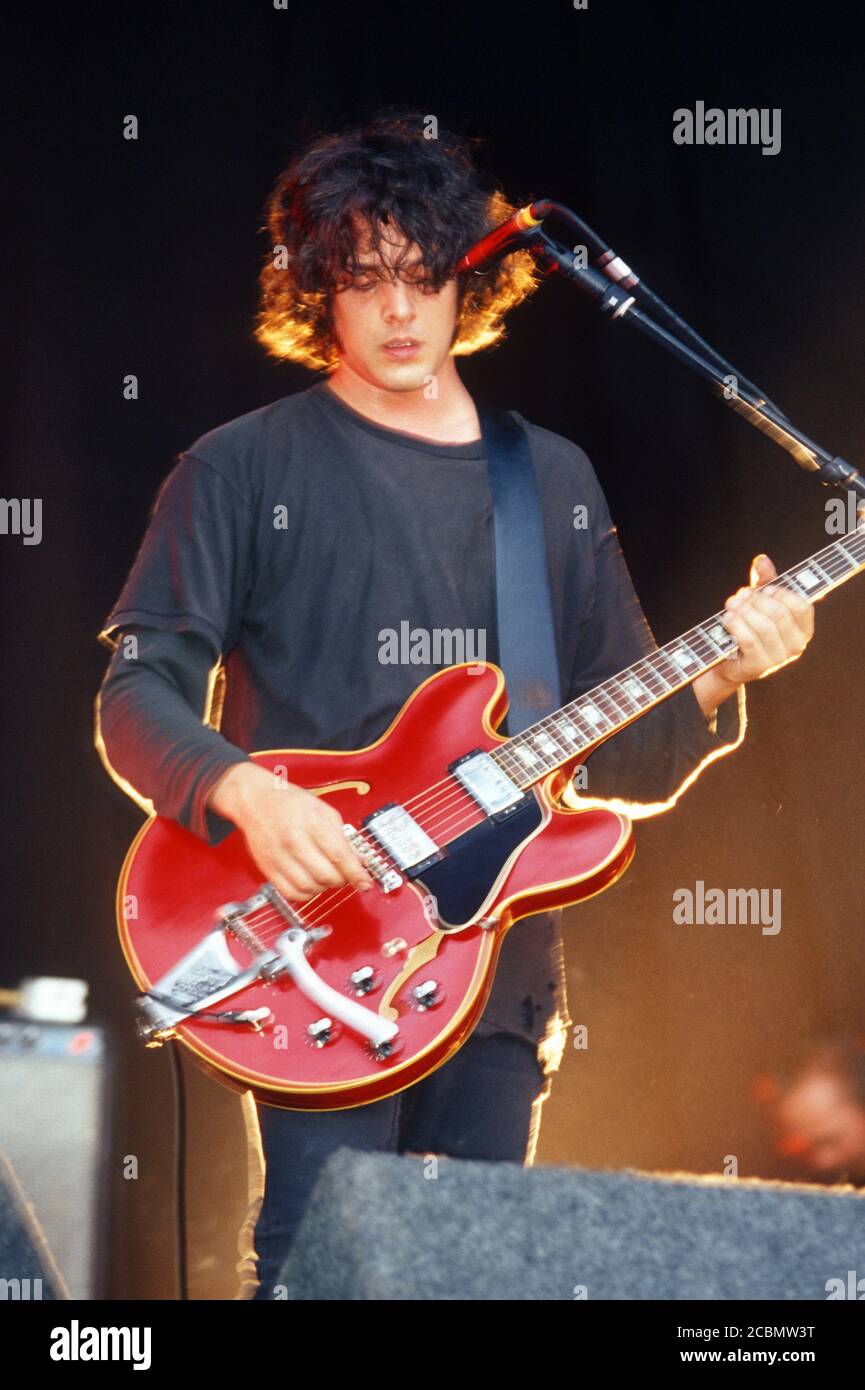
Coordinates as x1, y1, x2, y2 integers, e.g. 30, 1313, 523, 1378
255, 107, 541, 371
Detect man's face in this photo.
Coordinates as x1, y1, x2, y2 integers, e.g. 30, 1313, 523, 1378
775, 1071, 865, 1183
329, 218, 459, 393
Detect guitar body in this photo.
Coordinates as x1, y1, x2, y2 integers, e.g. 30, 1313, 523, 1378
117, 663, 633, 1110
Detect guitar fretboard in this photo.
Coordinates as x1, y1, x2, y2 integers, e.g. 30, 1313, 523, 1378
491, 527, 865, 789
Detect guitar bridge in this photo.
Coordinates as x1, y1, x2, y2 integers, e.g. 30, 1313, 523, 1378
342, 823, 403, 892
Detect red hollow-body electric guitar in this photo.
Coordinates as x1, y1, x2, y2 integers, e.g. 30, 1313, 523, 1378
117, 528, 864, 1109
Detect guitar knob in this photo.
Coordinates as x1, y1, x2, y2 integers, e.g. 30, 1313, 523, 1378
348, 966, 382, 996
408, 979, 445, 1011
364, 1032, 405, 1063
305, 1017, 341, 1048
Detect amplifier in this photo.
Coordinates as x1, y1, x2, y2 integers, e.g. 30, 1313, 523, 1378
0, 1020, 109, 1299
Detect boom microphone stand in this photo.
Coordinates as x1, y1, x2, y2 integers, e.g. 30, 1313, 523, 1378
462, 201, 865, 505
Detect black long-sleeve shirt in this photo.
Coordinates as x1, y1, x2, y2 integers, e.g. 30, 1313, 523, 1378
96, 380, 746, 1056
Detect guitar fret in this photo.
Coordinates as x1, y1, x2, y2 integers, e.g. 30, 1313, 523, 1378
532, 728, 562, 760
790, 566, 822, 593
594, 687, 626, 720
620, 673, 652, 706
570, 709, 599, 742
493, 748, 523, 779
701, 627, 732, 660
576, 700, 613, 731
702, 620, 733, 655
653, 657, 678, 689
785, 574, 815, 599
544, 719, 580, 758
653, 652, 682, 687
552, 714, 581, 746
667, 641, 702, 674
809, 558, 833, 585
600, 681, 637, 717
634, 660, 668, 697
513, 742, 542, 770
687, 637, 717, 665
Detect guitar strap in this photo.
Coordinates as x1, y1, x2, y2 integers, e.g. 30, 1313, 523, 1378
478, 406, 563, 736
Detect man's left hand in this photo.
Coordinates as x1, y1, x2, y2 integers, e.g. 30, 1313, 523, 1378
716, 552, 815, 687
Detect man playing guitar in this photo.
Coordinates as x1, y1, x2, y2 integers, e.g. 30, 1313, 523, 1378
95, 108, 815, 1298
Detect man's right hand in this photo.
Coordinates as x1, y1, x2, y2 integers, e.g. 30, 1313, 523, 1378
207, 762, 374, 903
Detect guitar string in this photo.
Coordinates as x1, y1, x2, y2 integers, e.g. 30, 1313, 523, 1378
224, 539, 865, 949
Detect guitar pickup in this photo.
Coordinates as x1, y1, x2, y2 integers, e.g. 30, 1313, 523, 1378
363, 803, 443, 876
449, 749, 532, 821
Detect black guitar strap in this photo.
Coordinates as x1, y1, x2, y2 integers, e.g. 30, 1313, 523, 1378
477, 407, 563, 736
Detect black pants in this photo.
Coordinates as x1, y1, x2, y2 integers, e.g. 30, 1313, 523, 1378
248, 1030, 548, 1299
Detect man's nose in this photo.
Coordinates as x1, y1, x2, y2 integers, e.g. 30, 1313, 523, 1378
381, 280, 416, 321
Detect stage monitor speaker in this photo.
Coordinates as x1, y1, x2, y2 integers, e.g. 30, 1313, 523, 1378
0, 1020, 109, 1299
275, 1147, 865, 1300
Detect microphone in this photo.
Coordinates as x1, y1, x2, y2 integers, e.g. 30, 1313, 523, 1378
460, 197, 788, 420
456, 204, 546, 274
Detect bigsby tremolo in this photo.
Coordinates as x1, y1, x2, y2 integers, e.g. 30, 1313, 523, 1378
135, 882, 399, 1052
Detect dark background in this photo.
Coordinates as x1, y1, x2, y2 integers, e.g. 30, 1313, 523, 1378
3, 0, 864, 1297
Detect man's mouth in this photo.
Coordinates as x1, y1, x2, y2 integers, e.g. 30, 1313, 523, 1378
382, 338, 422, 359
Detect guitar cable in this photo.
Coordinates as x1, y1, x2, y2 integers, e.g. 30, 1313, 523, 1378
167, 1042, 190, 1301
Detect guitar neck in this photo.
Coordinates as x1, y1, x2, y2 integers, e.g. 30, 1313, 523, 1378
493, 527, 865, 789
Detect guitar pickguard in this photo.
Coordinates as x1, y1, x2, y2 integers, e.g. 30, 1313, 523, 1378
412, 792, 544, 929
